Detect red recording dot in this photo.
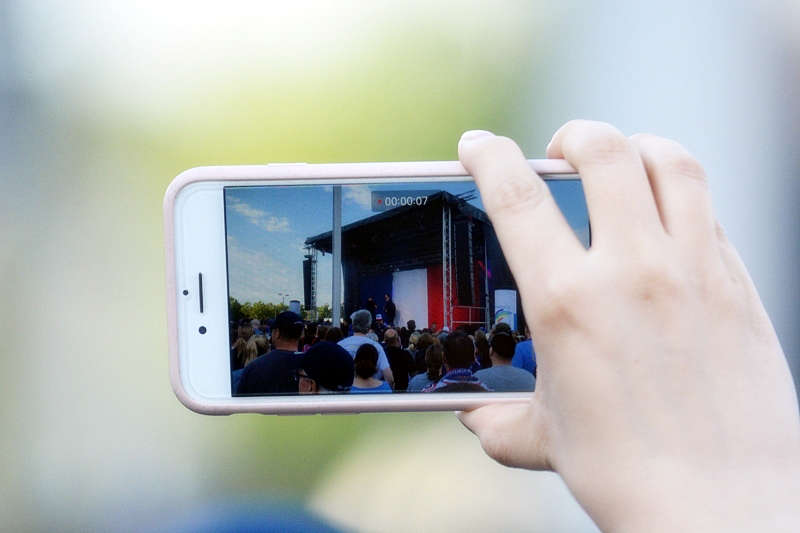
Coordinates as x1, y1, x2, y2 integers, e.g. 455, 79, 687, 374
377, 199, 383, 204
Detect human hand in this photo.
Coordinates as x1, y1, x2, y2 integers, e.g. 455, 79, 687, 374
456, 121, 800, 532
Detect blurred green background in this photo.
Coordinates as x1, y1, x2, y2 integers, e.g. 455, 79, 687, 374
2, 1, 798, 532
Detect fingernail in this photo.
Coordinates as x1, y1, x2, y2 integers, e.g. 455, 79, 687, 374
459, 129, 494, 151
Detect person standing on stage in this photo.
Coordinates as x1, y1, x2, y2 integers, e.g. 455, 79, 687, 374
383, 292, 396, 327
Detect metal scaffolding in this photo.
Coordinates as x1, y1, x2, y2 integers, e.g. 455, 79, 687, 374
484, 234, 490, 329
304, 245, 318, 320
467, 220, 475, 304
332, 185, 342, 327
442, 204, 453, 329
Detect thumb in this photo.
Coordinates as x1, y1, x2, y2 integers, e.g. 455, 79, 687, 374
456, 397, 551, 471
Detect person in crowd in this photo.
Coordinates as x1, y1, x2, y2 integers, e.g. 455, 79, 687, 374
338, 309, 394, 388
296, 341, 354, 394
399, 326, 410, 348
382, 292, 396, 326
340, 316, 352, 338
365, 297, 378, 322
407, 331, 421, 363
229, 334, 267, 392
430, 322, 439, 335
237, 311, 305, 394
436, 326, 450, 346
408, 331, 421, 352
423, 331, 490, 392
230, 335, 262, 391
511, 324, 537, 377
315, 325, 329, 345
231, 324, 254, 371
229, 321, 237, 345
474, 331, 535, 392
250, 318, 263, 336
301, 323, 318, 352
407, 344, 444, 392
407, 319, 416, 334
325, 327, 343, 343
350, 344, 393, 394
254, 335, 268, 356
373, 314, 387, 339
467, 334, 482, 374
413, 332, 437, 375
492, 322, 512, 336
383, 328, 414, 391
474, 329, 491, 370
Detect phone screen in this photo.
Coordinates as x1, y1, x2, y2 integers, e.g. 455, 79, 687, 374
224, 178, 589, 396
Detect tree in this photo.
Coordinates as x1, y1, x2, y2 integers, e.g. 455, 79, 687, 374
317, 304, 332, 320
229, 297, 243, 323
250, 301, 273, 321
228, 299, 290, 322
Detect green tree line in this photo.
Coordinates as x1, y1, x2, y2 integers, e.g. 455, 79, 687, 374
229, 297, 332, 322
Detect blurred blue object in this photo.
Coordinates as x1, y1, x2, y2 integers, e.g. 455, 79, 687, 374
157, 500, 343, 533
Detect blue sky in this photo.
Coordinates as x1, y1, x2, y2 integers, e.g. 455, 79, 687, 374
225, 179, 589, 306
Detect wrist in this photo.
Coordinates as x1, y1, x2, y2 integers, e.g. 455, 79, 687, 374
573, 458, 800, 533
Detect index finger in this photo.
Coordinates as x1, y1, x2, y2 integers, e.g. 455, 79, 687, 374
458, 130, 585, 304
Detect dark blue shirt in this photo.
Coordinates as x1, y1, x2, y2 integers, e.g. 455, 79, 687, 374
236, 349, 301, 395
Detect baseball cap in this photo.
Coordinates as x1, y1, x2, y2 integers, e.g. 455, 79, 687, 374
298, 342, 354, 392
273, 311, 304, 339
376, 314, 383, 320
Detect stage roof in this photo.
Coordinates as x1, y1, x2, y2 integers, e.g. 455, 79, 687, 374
305, 191, 490, 255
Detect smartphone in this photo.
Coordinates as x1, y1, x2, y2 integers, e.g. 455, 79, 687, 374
164, 160, 588, 415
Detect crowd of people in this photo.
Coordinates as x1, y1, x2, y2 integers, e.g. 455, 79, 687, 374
230, 302, 537, 396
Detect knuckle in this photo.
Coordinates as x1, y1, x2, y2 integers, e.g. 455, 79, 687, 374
487, 135, 521, 153
634, 134, 708, 185
486, 175, 547, 215
627, 257, 685, 302
664, 153, 707, 184
535, 273, 582, 327
466, 135, 522, 165
541, 272, 582, 301
567, 123, 631, 165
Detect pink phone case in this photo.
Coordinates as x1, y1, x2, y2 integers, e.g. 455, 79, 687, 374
164, 160, 576, 415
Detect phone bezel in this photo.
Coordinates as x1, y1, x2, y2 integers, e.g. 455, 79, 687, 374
164, 160, 578, 415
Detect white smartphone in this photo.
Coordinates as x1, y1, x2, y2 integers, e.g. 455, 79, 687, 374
164, 160, 588, 415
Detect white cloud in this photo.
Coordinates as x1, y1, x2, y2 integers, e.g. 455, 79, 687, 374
227, 235, 300, 303
265, 216, 290, 232
228, 197, 291, 233
343, 186, 372, 211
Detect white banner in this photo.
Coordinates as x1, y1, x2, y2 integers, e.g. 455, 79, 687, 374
494, 289, 517, 331
392, 268, 428, 329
